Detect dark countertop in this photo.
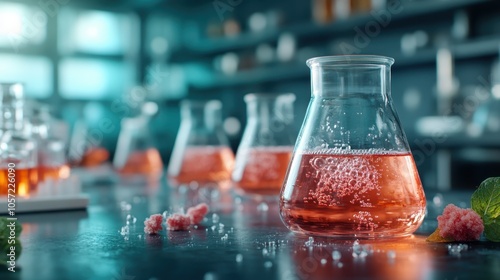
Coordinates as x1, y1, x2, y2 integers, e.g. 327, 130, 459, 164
2, 171, 500, 280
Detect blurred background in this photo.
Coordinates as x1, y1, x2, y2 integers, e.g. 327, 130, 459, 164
0, 0, 499, 190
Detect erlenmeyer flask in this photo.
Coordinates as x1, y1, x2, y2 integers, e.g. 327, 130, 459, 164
113, 102, 163, 183
280, 55, 426, 238
232, 93, 296, 197
167, 100, 234, 189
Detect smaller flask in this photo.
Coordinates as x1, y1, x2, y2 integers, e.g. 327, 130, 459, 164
28, 103, 71, 185
232, 93, 296, 197
0, 131, 38, 196
167, 100, 234, 189
113, 102, 163, 183
0, 83, 38, 196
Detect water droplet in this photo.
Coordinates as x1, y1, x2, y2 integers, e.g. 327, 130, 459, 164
212, 213, 220, 223
305, 237, 314, 247
235, 254, 243, 263
264, 261, 273, 269
387, 250, 396, 259
221, 234, 228, 241
337, 262, 343, 268
120, 225, 129, 236
320, 259, 327, 265
257, 202, 269, 212
448, 244, 468, 256
203, 272, 217, 280
262, 248, 269, 256
433, 193, 444, 207
162, 211, 169, 219
120, 201, 132, 211
211, 225, 216, 231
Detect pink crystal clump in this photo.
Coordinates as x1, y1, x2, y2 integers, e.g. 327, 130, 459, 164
144, 214, 163, 235
166, 213, 192, 231
187, 203, 209, 224
437, 204, 484, 241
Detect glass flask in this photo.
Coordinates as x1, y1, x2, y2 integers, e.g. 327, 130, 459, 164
0, 83, 39, 196
113, 102, 163, 183
280, 55, 426, 238
28, 103, 71, 185
232, 93, 296, 197
38, 138, 70, 183
0, 132, 38, 196
167, 100, 234, 189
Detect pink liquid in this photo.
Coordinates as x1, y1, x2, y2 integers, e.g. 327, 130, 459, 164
280, 150, 426, 238
233, 146, 293, 196
168, 146, 234, 187
117, 148, 163, 179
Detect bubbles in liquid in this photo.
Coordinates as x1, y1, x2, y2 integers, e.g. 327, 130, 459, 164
257, 202, 269, 212
305, 152, 381, 207
235, 254, 243, 263
305, 237, 314, 247
332, 250, 342, 261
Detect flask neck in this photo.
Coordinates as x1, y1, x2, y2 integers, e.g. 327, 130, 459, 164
181, 100, 223, 130
308, 56, 393, 98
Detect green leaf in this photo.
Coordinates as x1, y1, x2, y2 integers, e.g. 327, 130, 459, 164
0, 217, 23, 265
471, 177, 500, 242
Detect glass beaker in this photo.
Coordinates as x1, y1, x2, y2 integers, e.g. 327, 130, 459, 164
113, 102, 163, 183
232, 93, 296, 197
0, 132, 38, 197
167, 100, 234, 189
38, 138, 70, 183
280, 55, 426, 238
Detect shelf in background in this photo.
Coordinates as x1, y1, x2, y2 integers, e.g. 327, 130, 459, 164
173, 0, 491, 62
189, 36, 500, 90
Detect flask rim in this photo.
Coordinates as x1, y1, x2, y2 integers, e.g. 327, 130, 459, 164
306, 55, 394, 68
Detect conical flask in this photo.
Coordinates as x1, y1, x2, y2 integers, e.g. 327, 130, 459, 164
167, 100, 234, 189
280, 55, 426, 238
113, 102, 163, 183
232, 93, 296, 197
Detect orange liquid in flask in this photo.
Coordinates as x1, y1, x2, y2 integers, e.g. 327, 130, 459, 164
0, 167, 39, 196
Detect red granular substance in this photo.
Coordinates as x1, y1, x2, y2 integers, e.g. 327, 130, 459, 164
187, 203, 209, 224
144, 214, 163, 234
166, 213, 191, 231
437, 204, 484, 241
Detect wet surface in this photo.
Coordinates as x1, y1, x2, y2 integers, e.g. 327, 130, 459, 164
2, 174, 500, 280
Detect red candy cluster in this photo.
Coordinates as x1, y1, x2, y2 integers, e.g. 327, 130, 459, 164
186, 203, 210, 224
437, 204, 484, 241
144, 203, 210, 234
144, 214, 163, 234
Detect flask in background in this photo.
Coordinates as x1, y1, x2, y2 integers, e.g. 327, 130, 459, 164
232, 93, 296, 197
167, 100, 234, 189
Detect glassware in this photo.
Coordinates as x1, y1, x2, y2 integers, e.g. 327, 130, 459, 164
167, 100, 234, 189
280, 55, 426, 238
27, 103, 71, 185
0, 132, 38, 196
0, 82, 28, 136
232, 93, 296, 197
113, 102, 163, 183
0, 83, 39, 196
38, 138, 70, 183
